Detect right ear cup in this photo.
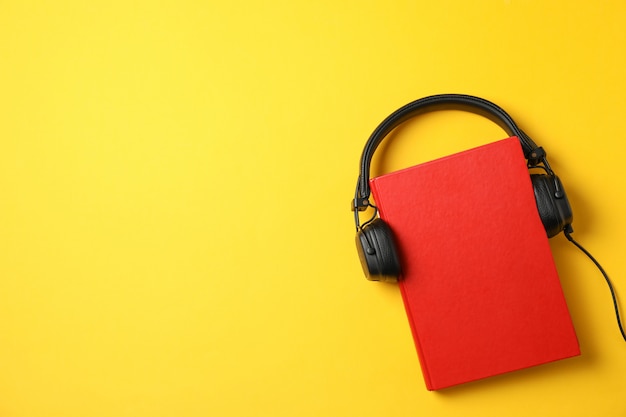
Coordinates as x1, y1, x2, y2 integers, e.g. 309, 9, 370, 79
531, 174, 573, 238
355, 218, 402, 282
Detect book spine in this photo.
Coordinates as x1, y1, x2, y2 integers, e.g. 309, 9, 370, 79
370, 177, 434, 390
398, 283, 434, 390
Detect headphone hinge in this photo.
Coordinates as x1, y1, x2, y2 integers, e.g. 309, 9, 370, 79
527, 146, 546, 167
352, 197, 370, 212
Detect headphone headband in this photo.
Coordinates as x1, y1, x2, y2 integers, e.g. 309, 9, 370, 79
355, 94, 543, 203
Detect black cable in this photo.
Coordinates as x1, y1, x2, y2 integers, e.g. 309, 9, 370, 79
564, 225, 626, 343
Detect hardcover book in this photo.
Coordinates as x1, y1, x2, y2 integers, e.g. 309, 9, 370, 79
369, 137, 580, 390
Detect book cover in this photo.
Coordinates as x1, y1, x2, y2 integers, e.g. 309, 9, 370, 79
369, 137, 580, 390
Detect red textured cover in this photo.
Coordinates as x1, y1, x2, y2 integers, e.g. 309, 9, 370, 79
369, 137, 580, 390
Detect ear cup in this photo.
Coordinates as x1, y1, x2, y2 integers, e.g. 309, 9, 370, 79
531, 174, 573, 238
355, 218, 402, 282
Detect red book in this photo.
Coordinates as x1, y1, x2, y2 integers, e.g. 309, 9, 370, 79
369, 137, 580, 390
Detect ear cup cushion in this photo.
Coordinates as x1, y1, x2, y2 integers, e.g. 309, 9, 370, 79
531, 174, 572, 238
355, 218, 401, 282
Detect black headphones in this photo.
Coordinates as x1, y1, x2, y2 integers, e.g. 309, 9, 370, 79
351, 94, 573, 282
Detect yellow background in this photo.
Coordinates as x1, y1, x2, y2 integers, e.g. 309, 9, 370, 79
1, 1, 625, 416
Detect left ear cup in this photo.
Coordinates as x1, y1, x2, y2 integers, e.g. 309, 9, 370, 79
531, 174, 573, 238
355, 218, 402, 282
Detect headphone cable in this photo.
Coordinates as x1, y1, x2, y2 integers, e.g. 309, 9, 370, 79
563, 225, 626, 343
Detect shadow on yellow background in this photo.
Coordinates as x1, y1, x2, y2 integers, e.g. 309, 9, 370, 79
1, 1, 625, 416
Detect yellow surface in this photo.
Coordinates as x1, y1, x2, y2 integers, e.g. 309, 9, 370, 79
1, 1, 625, 416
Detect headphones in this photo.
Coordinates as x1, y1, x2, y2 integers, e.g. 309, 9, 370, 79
351, 94, 573, 282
